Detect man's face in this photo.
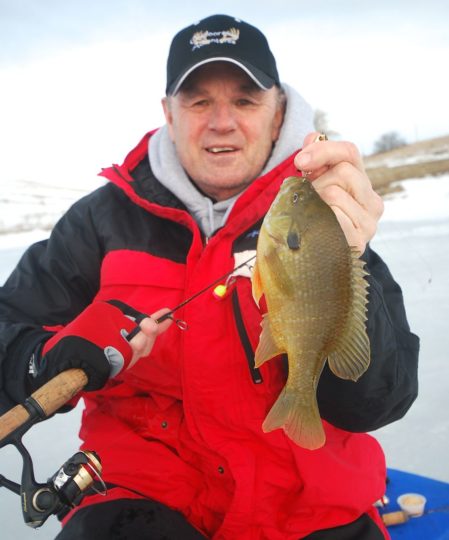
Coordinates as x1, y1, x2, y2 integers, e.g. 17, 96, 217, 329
162, 63, 285, 201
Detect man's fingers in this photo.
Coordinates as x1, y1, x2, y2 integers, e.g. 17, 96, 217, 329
295, 132, 384, 253
295, 138, 365, 175
316, 185, 380, 253
311, 162, 384, 219
148, 308, 174, 335
128, 308, 173, 368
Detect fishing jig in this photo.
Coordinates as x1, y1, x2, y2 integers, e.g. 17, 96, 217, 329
127, 254, 256, 338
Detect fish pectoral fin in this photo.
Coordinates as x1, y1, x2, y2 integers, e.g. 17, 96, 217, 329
327, 249, 371, 381
262, 386, 325, 450
251, 258, 263, 307
254, 315, 284, 368
264, 245, 295, 296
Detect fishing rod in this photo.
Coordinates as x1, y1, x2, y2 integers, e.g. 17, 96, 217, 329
127, 253, 256, 337
0, 131, 328, 529
381, 505, 449, 527
0, 253, 257, 529
158, 253, 256, 322
0, 369, 103, 528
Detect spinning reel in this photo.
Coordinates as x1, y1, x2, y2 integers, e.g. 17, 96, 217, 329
0, 369, 104, 528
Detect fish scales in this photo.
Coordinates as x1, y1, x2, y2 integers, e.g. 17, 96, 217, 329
251, 176, 370, 450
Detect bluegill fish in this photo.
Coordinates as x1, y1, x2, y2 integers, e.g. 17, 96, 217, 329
251, 176, 370, 450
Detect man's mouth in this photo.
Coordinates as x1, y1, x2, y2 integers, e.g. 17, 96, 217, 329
206, 147, 237, 154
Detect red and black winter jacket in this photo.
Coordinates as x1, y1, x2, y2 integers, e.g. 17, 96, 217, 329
0, 131, 419, 539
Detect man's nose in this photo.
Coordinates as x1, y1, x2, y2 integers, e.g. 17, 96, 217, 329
208, 103, 237, 132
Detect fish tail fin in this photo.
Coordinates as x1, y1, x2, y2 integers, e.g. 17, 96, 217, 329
262, 388, 325, 450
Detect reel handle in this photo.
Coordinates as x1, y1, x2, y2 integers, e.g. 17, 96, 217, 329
0, 368, 87, 443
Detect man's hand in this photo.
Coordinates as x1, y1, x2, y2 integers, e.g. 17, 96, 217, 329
127, 308, 172, 369
294, 132, 384, 254
30, 302, 173, 392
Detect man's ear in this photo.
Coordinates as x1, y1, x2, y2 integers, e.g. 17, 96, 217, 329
271, 97, 285, 143
162, 97, 175, 141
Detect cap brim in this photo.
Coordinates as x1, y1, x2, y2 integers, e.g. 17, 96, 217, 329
168, 57, 276, 95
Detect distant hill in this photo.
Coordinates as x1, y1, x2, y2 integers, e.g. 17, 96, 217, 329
1, 135, 448, 235
364, 134, 449, 195
0, 180, 91, 235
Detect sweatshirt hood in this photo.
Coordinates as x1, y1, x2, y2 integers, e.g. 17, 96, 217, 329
149, 83, 314, 236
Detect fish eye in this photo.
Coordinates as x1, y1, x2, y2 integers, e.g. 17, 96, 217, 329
292, 192, 304, 204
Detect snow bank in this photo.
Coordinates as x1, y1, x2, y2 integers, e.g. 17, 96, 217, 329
382, 173, 449, 222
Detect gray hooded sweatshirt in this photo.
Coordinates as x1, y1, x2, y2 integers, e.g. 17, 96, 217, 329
149, 84, 314, 237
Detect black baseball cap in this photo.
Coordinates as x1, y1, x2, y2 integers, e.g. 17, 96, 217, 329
166, 14, 280, 95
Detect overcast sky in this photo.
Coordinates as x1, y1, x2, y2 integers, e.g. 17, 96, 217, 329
1, 0, 448, 188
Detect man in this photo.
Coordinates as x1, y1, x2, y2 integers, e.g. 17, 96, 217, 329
0, 14, 419, 540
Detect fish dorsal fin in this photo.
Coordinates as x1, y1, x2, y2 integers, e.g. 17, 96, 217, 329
327, 249, 371, 381
254, 314, 284, 368
251, 258, 263, 307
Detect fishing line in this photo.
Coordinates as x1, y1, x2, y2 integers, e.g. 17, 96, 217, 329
80, 252, 256, 471
98, 254, 257, 449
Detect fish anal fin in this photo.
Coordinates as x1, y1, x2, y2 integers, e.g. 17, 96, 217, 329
254, 314, 284, 368
328, 252, 371, 381
262, 387, 325, 450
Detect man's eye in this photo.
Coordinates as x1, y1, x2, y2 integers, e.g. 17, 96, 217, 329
192, 99, 209, 107
236, 98, 253, 106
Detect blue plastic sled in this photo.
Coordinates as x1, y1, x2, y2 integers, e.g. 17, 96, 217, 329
382, 469, 449, 539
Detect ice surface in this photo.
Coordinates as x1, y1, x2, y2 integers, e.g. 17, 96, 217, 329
0, 174, 448, 538
382, 174, 449, 222
370, 175, 449, 485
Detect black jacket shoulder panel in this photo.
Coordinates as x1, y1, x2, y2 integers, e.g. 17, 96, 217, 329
92, 178, 193, 264
0, 170, 193, 407
317, 245, 419, 432
130, 158, 187, 212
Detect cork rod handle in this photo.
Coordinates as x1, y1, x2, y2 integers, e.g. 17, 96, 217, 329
0, 368, 87, 443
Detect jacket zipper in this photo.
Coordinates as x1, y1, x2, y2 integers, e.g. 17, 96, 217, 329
231, 289, 263, 384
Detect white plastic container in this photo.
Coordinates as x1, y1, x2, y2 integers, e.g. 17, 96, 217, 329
397, 493, 427, 517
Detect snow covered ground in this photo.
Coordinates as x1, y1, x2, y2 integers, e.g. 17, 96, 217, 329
0, 173, 449, 539
0, 179, 93, 235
